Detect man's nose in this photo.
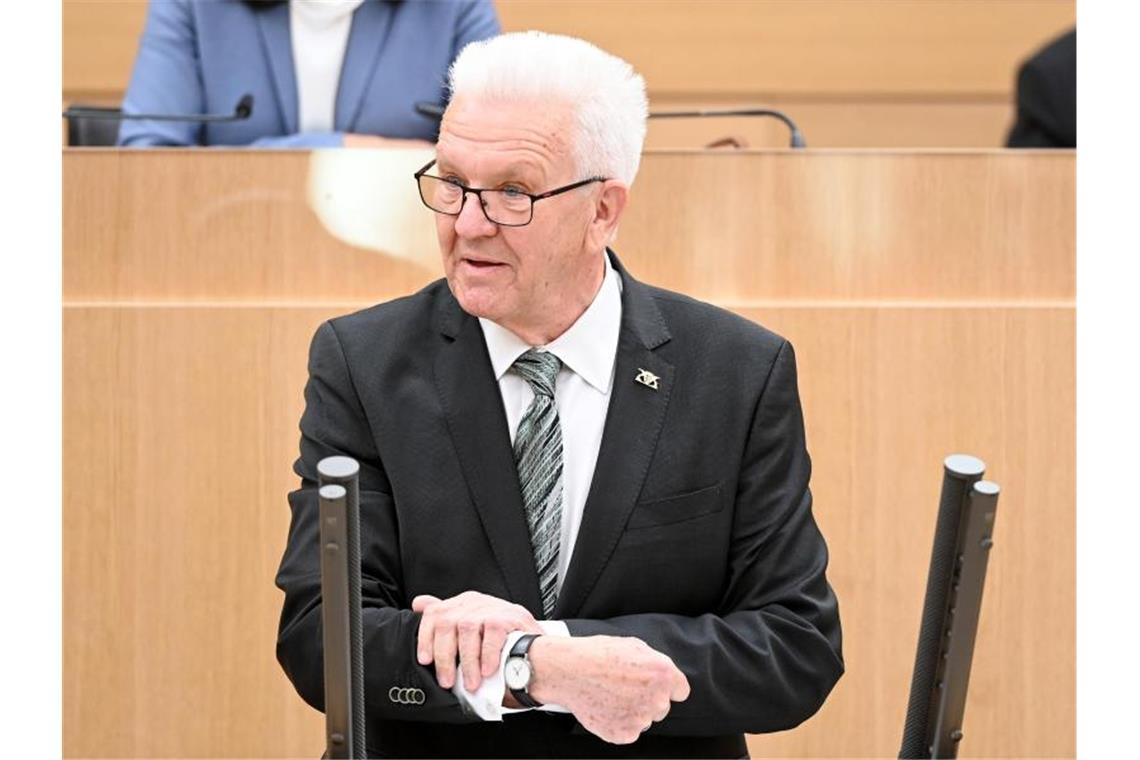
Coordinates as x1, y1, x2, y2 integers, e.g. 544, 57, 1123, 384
453, 190, 497, 238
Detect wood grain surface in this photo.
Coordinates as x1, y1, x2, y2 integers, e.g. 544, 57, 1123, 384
497, 0, 1074, 98
63, 150, 1075, 303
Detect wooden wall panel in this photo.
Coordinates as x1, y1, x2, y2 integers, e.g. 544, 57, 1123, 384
64, 306, 328, 759
622, 152, 1074, 302
62, 149, 443, 303
739, 306, 1075, 758
63, 0, 146, 102
63, 304, 1074, 758
496, 0, 1075, 98
63, 150, 1074, 303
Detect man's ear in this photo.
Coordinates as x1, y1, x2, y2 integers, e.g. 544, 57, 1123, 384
587, 180, 629, 248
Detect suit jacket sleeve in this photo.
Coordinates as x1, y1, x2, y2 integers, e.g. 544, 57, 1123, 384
275, 320, 480, 724
1005, 56, 1067, 148
563, 340, 844, 736
451, 1, 502, 61
1005, 30, 1077, 148
250, 132, 346, 149
117, 0, 205, 147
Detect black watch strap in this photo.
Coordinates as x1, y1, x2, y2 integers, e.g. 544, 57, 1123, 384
508, 633, 543, 708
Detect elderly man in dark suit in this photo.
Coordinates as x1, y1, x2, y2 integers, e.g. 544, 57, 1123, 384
275, 30, 843, 759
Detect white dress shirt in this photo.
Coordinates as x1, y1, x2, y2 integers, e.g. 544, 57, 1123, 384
452, 254, 624, 719
290, 0, 364, 133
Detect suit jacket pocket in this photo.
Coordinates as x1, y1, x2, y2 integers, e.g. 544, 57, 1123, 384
626, 482, 724, 530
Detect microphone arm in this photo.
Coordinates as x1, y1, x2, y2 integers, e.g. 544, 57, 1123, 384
414, 102, 446, 119
649, 107, 806, 148
417, 100, 802, 148
62, 94, 254, 123
414, 102, 806, 148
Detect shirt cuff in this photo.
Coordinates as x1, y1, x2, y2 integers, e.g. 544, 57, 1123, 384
452, 620, 571, 720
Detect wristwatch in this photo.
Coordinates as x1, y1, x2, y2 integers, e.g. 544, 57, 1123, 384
504, 633, 543, 708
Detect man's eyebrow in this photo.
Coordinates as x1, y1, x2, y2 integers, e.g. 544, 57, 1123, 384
434, 159, 543, 185
433, 158, 460, 176
494, 163, 543, 182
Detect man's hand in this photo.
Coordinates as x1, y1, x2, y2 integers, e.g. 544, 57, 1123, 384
528, 635, 690, 744
412, 591, 542, 691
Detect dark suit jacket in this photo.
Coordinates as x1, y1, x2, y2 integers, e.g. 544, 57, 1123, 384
275, 251, 844, 758
1006, 28, 1077, 148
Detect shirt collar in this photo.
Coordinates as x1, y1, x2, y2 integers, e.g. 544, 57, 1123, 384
479, 253, 622, 394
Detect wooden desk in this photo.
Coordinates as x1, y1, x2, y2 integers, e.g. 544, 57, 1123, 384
63, 149, 1074, 758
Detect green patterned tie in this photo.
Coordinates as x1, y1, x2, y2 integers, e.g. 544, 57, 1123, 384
511, 349, 564, 618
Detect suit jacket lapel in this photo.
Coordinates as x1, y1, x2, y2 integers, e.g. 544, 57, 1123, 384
254, 2, 298, 134
335, 1, 395, 133
554, 253, 674, 618
432, 291, 545, 617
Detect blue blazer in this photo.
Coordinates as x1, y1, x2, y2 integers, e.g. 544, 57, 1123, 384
118, 0, 500, 147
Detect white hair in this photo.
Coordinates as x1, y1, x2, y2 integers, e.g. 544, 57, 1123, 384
447, 31, 648, 186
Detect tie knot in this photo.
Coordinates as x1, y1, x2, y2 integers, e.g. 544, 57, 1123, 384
512, 350, 561, 398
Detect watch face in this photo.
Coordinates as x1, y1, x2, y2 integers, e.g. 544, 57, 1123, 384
504, 657, 532, 690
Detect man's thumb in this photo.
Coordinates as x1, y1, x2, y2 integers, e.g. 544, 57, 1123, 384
411, 594, 441, 613
671, 669, 691, 702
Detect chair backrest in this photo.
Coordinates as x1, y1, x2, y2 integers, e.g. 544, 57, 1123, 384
66, 106, 122, 147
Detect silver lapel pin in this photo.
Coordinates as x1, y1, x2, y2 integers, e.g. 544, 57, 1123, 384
635, 368, 660, 390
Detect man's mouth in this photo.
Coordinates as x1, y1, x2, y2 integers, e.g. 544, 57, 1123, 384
463, 257, 505, 269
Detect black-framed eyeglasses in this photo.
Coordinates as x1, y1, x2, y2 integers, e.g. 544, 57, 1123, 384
413, 159, 608, 227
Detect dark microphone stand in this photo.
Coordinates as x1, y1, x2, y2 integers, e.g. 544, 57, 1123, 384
414, 102, 807, 148
649, 107, 806, 148
62, 94, 255, 123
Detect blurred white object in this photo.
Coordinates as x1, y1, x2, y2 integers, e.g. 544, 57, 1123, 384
306, 148, 441, 272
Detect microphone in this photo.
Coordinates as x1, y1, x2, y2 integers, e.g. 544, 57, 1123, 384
414, 102, 446, 120
62, 94, 254, 123
414, 102, 806, 148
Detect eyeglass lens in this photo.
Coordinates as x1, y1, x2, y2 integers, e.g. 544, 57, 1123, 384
418, 176, 532, 225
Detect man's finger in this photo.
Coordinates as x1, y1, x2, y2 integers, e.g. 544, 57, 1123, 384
414, 595, 444, 664
480, 624, 508, 678
457, 621, 484, 691
670, 668, 691, 702
434, 624, 458, 689
416, 610, 435, 665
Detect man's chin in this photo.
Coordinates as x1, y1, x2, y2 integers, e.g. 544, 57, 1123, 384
451, 283, 507, 322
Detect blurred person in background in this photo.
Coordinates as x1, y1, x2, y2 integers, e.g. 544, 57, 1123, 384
1006, 28, 1076, 148
118, 0, 499, 148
